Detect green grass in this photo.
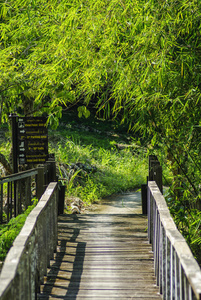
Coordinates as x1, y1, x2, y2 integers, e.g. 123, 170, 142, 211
0, 199, 38, 261
49, 111, 148, 205
0, 111, 148, 261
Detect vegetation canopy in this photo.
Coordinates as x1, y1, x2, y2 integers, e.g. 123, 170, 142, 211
1, 0, 201, 263
1, 0, 201, 203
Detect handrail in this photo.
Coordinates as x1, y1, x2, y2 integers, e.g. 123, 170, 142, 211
0, 160, 57, 223
0, 168, 40, 223
0, 182, 58, 300
0, 168, 38, 184
148, 181, 201, 299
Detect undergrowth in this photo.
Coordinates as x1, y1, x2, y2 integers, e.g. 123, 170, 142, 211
0, 199, 38, 261
165, 187, 201, 266
0, 112, 148, 262
49, 112, 148, 205
1, 112, 201, 267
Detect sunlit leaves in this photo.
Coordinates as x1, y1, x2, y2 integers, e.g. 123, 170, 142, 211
0, 0, 201, 151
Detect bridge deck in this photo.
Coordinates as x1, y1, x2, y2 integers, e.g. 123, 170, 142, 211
38, 214, 162, 299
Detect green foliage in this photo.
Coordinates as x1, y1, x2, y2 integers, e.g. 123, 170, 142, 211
49, 115, 147, 204
0, 198, 38, 261
1, 0, 201, 190
166, 187, 201, 265
77, 106, 90, 119
1, 0, 201, 264
0, 0, 200, 193
57, 143, 147, 204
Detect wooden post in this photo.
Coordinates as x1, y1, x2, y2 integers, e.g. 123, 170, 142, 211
25, 177, 32, 209
149, 155, 158, 180
36, 166, 45, 199
148, 155, 163, 194
47, 156, 57, 183
153, 164, 163, 194
58, 184, 65, 215
149, 159, 160, 181
141, 184, 147, 215
49, 160, 56, 182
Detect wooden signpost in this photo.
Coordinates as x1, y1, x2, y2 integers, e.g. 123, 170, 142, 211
17, 116, 48, 165
10, 114, 48, 172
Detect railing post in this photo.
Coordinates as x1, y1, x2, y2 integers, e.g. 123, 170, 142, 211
147, 184, 152, 243
149, 155, 158, 180
18, 179, 22, 215
25, 177, 32, 209
159, 223, 164, 295
58, 183, 65, 215
47, 160, 57, 183
141, 183, 147, 215
153, 164, 163, 194
148, 155, 163, 194
36, 166, 45, 199
43, 163, 48, 188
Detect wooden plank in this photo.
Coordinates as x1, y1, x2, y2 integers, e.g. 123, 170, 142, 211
39, 287, 162, 299
39, 295, 162, 300
44, 270, 157, 280
46, 270, 156, 278
48, 262, 155, 271
42, 278, 161, 286
38, 214, 162, 299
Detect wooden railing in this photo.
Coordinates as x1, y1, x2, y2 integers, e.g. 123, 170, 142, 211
0, 182, 58, 300
0, 159, 56, 224
148, 181, 201, 299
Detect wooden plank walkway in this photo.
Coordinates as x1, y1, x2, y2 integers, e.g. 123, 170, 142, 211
38, 214, 162, 300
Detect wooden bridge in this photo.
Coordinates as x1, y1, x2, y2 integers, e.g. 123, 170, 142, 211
1, 158, 201, 299
38, 213, 162, 299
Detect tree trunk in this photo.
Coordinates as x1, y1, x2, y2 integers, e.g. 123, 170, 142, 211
0, 153, 12, 175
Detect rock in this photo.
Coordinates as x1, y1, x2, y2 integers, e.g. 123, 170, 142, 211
57, 162, 97, 182
69, 162, 97, 173
71, 204, 81, 214
66, 196, 84, 214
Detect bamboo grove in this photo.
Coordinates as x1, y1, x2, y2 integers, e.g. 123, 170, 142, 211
1, 0, 201, 256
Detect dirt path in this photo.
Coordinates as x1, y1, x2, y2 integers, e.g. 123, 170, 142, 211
85, 190, 142, 214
